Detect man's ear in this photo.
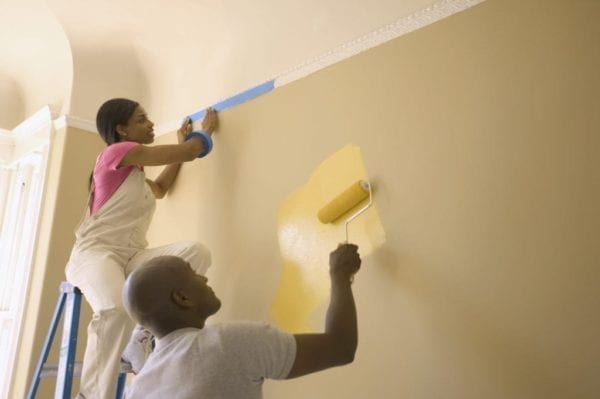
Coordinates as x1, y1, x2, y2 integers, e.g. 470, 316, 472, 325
171, 289, 192, 308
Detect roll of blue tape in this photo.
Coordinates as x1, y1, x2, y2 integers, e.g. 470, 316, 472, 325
186, 131, 213, 158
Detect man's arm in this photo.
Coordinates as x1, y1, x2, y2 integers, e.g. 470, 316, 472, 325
286, 243, 361, 379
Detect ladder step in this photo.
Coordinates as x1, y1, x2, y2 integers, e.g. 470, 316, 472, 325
40, 362, 82, 379
40, 362, 132, 378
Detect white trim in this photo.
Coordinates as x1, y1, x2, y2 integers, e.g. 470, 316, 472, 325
53, 115, 96, 133
54, 0, 485, 137
11, 107, 52, 138
276, 0, 485, 86
54, 114, 174, 137
0, 107, 53, 165
0, 134, 14, 164
52, 116, 67, 130
0, 119, 52, 399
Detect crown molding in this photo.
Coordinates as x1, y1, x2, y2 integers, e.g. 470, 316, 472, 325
53, 114, 175, 137
276, 0, 484, 86
157, 0, 485, 137
55, 0, 485, 137
53, 115, 96, 133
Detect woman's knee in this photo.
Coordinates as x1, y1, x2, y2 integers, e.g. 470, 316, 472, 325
90, 306, 135, 338
78, 280, 126, 314
180, 241, 212, 275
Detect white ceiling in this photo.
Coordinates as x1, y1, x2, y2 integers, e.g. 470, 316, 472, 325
0, 0, 480, 131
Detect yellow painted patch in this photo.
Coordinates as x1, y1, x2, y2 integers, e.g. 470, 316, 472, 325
271, 144, 386, 332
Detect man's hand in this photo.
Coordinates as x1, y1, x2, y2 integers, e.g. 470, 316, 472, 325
329, 243, 361, 283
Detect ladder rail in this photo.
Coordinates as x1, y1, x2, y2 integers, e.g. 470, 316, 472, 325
55, 286, 82, 399
26, 290, 67, 399
27, 282, 127, 399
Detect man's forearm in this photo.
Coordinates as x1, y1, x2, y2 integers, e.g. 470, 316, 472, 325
325, 277, 357, 362
286, 245, 360, 378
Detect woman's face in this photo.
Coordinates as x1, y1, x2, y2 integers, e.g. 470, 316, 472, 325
118, 106, 155, 144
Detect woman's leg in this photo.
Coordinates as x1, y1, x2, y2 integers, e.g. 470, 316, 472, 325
126, 240, 212, 276
66, 251, 134, 399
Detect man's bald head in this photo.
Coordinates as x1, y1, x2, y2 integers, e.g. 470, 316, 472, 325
123, 256, 220, 338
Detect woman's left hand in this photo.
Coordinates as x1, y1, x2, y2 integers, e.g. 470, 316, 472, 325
202, 108, 218, 135
177, 117, 193, 144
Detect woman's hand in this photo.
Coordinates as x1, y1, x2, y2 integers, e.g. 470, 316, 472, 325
176, 107, 217, 145
177, 117, 193, 144
202, 108, 218, 135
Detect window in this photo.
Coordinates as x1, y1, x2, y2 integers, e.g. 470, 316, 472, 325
0, 113, 51, 397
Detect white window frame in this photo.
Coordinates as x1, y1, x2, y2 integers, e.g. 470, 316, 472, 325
0, 107, 53, 398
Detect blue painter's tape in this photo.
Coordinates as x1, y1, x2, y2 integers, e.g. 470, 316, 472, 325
189, 80, 275, 122
186, 131, 213, 157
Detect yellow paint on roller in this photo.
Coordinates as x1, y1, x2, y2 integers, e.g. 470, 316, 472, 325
317, 180, 370, 223
271, 145, 386, 332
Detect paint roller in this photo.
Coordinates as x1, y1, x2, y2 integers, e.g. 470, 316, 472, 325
318, 180, 373, 242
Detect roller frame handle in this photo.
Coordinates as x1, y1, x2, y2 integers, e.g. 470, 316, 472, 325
345, 181, 372, 242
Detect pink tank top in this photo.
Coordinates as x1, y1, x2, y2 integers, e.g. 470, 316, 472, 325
90, 141, 140, 215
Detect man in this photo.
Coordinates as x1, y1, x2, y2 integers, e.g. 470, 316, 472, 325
122, 243, 361, 398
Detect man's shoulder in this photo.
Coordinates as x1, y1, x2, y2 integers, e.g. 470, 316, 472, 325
205, 321, 292, 344
208, 321, 271, 336
215, 320, 269, 329
210, 321, 294, 351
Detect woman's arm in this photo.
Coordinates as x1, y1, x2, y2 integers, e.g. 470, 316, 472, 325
140, 108, 218, 198
146, 165, 182, 199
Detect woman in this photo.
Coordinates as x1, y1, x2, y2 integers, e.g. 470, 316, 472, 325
65, 98, 217, 399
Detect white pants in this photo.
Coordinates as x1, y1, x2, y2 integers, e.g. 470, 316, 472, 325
66, 240, 211, 399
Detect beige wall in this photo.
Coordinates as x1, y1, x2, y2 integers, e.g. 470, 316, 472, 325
150, 1, 599, 397
13, 0, 600, 398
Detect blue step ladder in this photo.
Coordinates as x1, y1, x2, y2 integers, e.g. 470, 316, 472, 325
27, 282, 127, 399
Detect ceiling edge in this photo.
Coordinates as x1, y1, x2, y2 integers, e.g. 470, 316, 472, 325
58, 0, 485, 137
275, 0, 485, 87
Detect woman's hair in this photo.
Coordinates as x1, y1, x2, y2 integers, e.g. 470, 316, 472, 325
90, 98, 140, 190
95, 98, 139, 145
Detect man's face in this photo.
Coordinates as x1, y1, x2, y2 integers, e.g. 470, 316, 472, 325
182, 262, 222, 317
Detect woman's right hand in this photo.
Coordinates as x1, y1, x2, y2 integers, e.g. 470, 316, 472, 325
202, 108, 218, 135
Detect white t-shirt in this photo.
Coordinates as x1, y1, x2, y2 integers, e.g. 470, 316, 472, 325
125, 322, 297, 399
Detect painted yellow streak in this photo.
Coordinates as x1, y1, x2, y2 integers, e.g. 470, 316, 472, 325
271, 145, 386, 332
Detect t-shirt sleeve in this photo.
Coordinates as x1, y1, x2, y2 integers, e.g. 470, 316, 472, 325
223, 321, 297, 381
99, 141, 139, 171
90, 141, 140, 215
